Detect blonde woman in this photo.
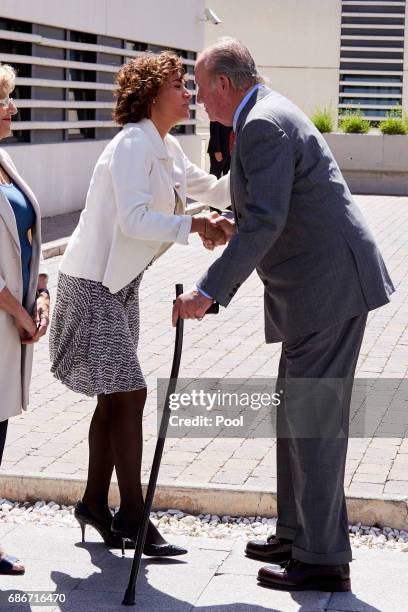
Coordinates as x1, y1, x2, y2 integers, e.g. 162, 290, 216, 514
50, 52, 232, 555
0, 63, 50, 574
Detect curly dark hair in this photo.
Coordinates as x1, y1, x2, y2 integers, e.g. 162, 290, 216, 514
113, 51, 185, 126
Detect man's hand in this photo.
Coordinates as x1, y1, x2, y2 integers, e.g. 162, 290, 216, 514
172, 290, 213, 327
214, 152, 223, 162
199, 213, 236, 251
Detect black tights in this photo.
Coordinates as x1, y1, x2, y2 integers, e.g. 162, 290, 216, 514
82, 389, 165, 545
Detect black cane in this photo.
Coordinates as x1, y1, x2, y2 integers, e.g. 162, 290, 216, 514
122, 284, 219, 606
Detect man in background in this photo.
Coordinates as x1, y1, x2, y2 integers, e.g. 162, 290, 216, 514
208, 120, 232, 178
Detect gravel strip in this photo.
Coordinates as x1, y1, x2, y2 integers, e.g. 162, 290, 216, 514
1, 499, 407, 552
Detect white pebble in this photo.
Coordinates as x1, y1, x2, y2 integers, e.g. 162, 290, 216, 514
0, 500, 405, 554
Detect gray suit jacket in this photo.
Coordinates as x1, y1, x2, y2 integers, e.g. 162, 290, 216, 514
199, 86, 395, 343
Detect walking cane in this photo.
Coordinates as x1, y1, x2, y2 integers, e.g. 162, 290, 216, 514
122, 284, 219, 606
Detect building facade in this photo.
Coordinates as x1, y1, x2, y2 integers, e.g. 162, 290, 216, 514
204, 0, 408, 124
0, 0, 206, 216
1, 1, 407, 216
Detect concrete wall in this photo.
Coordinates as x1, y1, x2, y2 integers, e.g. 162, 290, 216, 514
203, 0, 341, 119
1, 0, 206, 52
325, 133, 408, 196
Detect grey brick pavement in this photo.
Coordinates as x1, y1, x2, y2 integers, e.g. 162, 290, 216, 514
2, 196, 408, 503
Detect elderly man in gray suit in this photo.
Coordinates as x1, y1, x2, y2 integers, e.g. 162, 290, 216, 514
172, 38, 394, 592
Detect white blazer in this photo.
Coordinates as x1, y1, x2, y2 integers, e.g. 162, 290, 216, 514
0, 148, 47, 420
60, 119, 230, 293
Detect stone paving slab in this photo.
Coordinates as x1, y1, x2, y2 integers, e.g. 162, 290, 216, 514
1, 196, 408, 522
0, 524, 406, 611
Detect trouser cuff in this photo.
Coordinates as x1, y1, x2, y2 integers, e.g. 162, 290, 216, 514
275, 524, 296, 541
292, 544, 352, 565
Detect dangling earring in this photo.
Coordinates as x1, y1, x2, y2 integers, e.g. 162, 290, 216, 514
152, 99, 156, 104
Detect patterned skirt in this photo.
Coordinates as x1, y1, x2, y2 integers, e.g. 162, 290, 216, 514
49, 272, 146, 396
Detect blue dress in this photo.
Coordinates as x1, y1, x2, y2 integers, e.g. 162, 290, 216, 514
0, 182, 35, 303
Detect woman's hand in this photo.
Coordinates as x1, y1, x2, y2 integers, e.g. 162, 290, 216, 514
199, 212, 236, 251
14, 306, 37, 343
23, 293, 50, 344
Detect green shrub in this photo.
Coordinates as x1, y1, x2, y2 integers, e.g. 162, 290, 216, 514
339, 109, 370, 134
380, 117, 407, 135
311, 107, 334, 133
380, 107, 408, 135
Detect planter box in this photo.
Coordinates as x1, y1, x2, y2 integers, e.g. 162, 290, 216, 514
323, 133, 408, 196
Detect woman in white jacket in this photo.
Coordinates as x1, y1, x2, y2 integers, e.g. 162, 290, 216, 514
50, 51, 232, 556
0, 64, 50, 574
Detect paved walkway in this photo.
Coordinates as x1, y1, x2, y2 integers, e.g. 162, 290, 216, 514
2, 196, 408, 513
0, 523, 406, 611
41, 212, 80, 244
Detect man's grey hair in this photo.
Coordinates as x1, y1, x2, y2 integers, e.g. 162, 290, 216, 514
201, 37, 262, 91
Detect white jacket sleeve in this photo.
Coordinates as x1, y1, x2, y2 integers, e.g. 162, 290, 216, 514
183, 152, 231, 209
0, 276, 5, 292
109, 133, 192, 244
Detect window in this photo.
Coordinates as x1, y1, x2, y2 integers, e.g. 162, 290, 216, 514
341, 98, 400, 106
123, 41, 147, 62
341, 86, 402, 94
341, 75, 402, 83
0, 17, 196, 142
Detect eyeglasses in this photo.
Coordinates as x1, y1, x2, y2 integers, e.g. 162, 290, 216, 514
0, 96, 15, 109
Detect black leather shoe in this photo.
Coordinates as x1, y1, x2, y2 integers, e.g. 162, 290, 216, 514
245, 535, 292, 563
111, 513, 187, 557
258, 559, 351, 592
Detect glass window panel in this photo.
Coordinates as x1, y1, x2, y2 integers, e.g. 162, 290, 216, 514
341, 50, 403, 60
356, 109, 389, 117
67, 108, 95, 140
8, 107, 30, 143
0, 17, 31, 33
340, 62, 403, 71
341, 98, 400, 105
69, 30, 97, 63
345, 5, 405, 14
341, 28, 405, 37
340, 86, 402, 94
123, 41, 147, 62
68, 68, 96, 82
341, 75, 402, 82
68, 88, 96, 102
342, 16, 405, 25
0, 39, 31, 55
341, 38, 404, 49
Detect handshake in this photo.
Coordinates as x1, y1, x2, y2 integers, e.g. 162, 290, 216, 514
196, 211, 236, 251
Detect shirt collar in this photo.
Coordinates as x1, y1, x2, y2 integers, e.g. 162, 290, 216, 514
233, 84, 261, 132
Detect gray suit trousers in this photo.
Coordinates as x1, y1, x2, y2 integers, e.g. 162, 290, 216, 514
275, 313, 367, 565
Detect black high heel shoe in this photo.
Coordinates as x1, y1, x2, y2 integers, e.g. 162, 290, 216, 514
111, 513, 188, 557
74, 500, 128, 549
